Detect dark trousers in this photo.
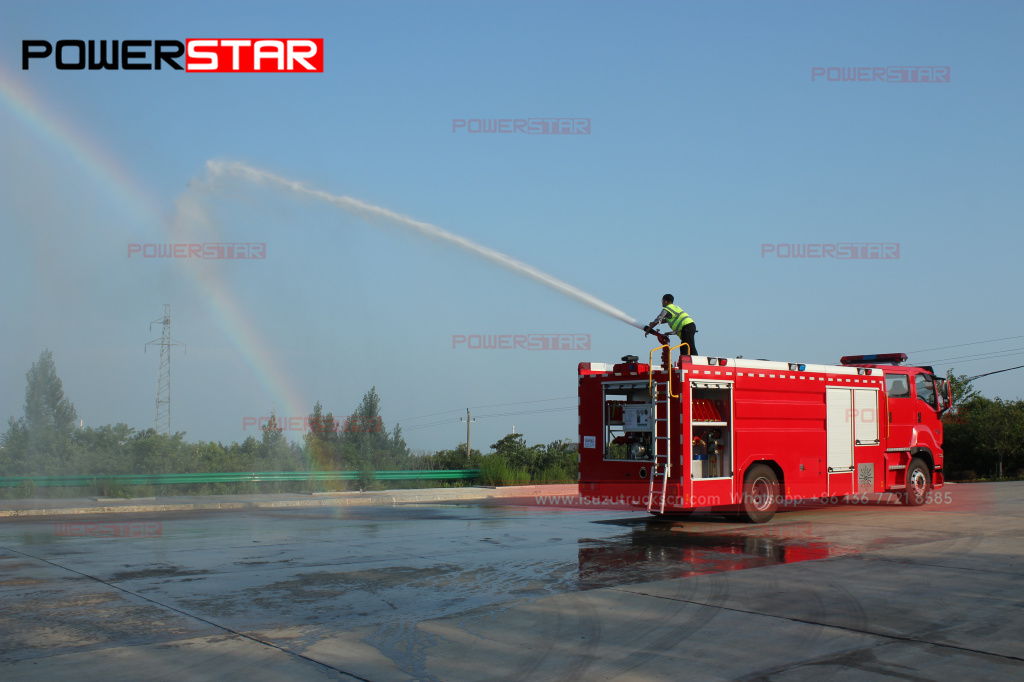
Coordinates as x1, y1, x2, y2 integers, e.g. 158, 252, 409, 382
678, 323, 697, 355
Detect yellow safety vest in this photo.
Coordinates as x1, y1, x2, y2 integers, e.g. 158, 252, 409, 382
664, 304, 694, 333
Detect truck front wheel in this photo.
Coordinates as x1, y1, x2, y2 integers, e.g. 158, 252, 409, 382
740, 464, 779, 523
901, 458, 930, 506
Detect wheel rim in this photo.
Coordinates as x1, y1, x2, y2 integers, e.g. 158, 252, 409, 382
909, 469, 928, 497
750, 477, 773, 511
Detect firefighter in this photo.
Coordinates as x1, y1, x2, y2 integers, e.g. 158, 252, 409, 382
644, 294, 697, 355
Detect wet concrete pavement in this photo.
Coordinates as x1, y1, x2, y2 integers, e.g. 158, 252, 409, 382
1, 482, 1022, 680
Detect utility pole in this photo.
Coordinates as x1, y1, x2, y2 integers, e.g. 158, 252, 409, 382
461, 409, 475, 462
145, 304, 186, 435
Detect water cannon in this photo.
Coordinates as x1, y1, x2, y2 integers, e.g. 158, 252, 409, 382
640, 327, 673, 370
642, 325, 670, 346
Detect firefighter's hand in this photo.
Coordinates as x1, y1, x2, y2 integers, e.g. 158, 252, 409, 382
643, 325, 652, 337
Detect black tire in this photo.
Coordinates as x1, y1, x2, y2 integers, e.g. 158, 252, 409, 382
901, 457, 930, 506
740, 464, 779, 523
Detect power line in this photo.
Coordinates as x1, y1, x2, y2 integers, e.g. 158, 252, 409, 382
474, 406, 577, 420
469, 395, 575, 410
907, 333, 1024, 355
966, 365, 1024, 381
915, 347, 1024, 365
389, 408, 464, 424
390, 395, 575, 426
399, 405, 577, 431
400, 418, 462, 432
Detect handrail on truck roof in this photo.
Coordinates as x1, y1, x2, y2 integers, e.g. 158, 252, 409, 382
648, 341, 689, 399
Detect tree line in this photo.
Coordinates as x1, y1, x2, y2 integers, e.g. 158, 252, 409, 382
0, 351, 578, 496
942, 372, 1024, 479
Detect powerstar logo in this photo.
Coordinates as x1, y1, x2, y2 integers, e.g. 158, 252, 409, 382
22, 39, 323, 72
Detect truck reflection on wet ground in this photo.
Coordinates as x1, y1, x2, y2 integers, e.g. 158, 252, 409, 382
577, 516, 856, 590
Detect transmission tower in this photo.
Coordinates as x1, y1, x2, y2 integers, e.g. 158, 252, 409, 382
145, 304, 186, 435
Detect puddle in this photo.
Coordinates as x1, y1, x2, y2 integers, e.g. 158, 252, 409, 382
578, 518, 855, 588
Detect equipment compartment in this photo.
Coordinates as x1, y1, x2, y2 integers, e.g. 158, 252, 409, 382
691, 382, 733, 479
603, 382, 653, 461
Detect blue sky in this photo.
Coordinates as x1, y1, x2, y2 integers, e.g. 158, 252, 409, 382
2, 0, 1022, 453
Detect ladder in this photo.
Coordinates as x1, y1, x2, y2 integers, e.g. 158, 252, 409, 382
647, 374, 673, 513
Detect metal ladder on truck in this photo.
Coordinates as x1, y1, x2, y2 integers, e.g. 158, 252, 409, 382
647, 375, 673, 513
643, 342, 692, 512
647, 341, 687, 514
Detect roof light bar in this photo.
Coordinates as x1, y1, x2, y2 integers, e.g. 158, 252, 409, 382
840, 353, 907, 366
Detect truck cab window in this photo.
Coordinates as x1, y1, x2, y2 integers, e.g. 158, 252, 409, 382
916, 374, 937, 409
885, 374, 910, 398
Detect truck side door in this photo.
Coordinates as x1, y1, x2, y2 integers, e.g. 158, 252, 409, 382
915, 373, 943, 455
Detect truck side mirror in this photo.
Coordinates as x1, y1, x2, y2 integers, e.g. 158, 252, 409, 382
936, 378, 952, 416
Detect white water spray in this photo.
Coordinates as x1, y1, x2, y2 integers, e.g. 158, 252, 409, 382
202, 161, 643, 329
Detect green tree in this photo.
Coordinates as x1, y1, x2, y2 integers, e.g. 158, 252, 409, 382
304, 402, 344, 472
383, 423, 411, 470
490, 433, 539, 472
259, 414, 297, 469
535, 438, 578, 482
1, 350, 78, 475
128, 429, 187, 474
0, 418, 27, 475
342, 388, 383, 468
340, 387, 411, 472
944, 395, 1024, 478
971, 398, 1024, 478
72, 423, 136, 475
945, 370, 979, 414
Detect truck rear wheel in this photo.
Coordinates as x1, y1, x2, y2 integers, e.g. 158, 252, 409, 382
901, 458, 930, 506
740, 464, 779, 523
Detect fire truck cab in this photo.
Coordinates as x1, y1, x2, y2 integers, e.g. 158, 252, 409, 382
578, 349, 951, 523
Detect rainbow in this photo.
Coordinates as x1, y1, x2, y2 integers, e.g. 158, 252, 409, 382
0, 63, 157, 223
0, 63, 310, 440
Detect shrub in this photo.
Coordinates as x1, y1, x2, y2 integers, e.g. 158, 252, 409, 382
93, 478, 132, 498
15, 479, 38, 499
537, 466, 571, 484
479, 455, 530, 486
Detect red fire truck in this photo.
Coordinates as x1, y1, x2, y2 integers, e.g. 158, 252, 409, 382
577, 342, 952, 522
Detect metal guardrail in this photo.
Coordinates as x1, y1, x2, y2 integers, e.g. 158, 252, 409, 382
0, 470, 481, 488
